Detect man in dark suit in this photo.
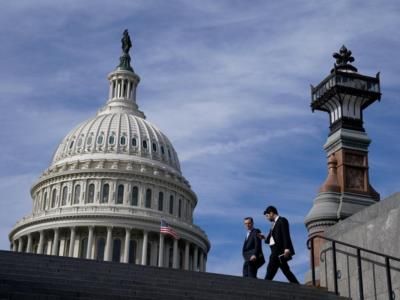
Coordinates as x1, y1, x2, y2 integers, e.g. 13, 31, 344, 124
242, 217, 264, 278
261, 206, 299, 283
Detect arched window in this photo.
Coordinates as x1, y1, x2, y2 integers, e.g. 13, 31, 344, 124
178, 199, 182, 217
152, 142, 157, 152
143, 140, 148, 149
109, 135, 115, 145
69, 140, 74, 149
87, 184, 95, 203
79, 238, 88, 259
101, 184, 109, 203
87, 136, 93, 145
73, 184, 81, 204
132, 138, 137, 147
120, 136, 126, 145
161, 146, 165, 155
145, 189, 152, 208
117, 184, 124, 204
158, 192, 164, 211
96, 238, 105, 260
42, 192, 47, 210
169, 195, 174, 214
129, 240, 137, 264
77, 138, 83, 147
61, 186, 68, 206
112, 239, 121, 262
131, 186, 138, 206
51, 189, 57, 208
97, 135, 104, 145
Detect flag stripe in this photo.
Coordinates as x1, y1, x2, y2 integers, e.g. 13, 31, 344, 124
160, 219, 179, 239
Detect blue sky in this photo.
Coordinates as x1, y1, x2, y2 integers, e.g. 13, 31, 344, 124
1, 0, 399, 282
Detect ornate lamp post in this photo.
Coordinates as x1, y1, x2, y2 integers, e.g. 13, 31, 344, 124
305, 45, 381, 283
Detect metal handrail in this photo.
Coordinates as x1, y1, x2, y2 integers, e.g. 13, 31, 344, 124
307, 235, 398, 300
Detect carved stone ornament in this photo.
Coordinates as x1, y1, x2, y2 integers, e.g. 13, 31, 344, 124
333, 45, 355, 66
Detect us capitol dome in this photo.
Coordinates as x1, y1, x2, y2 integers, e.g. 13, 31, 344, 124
9, 30, 210, 271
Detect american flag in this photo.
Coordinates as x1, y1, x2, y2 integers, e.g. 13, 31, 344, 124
160, 219, 179, 240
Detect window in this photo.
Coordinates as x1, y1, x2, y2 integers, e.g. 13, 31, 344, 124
73, 184, 81, 204
109, 135, 115, 145
146, 242, 152, 266
97, 135, 104, 145
129, 240, 137, 264
132, 138, 137, 147
69, 140, 74, 149
77, 138, 83, 147
169, 195, 174, 214
96, 238, 105, 260
158, 192, 164, 211
87, 184, 95, 203
161, 146, 165, 155
117, 184, 124, 204
178, 199, 182, 217
61, 186, 68, 206
79, 238, 88, 259
152, 142, 157, 152
101, 184, 109, 203
145, 189, 152, 208
112, 239, 122, 262
87, 136, 93, 145
143, 140, 148, 149
51, 189, 57, 208
168, 149, 171, 159
120, 136, 126, 145
131, 186, 138, 206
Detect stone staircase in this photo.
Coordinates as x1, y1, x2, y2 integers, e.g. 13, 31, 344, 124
0, 250, 347, 300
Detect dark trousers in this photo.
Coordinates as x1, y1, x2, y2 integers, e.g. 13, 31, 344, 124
243, 260, 257, 278
265, 247, 299, 284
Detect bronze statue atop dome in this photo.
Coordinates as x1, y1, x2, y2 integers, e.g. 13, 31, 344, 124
118, 29, 134, 72
121, 29, 132, 54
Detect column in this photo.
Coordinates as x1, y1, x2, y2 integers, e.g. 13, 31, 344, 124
184, 241, 190, 270
199, 250, 204, 272
52, 228, 60, 256
86, 226, 94, 259
104, 226, 113, 261
37, 230, 44, 254
128, 81, 132, 100
11, 240, 16, 252
193, 246, 199, 271
172, 239, 178, 269
141, 230, 148, 265
68, 227, 76, 257
117, 80, 121, 98
17, 238, 24, 252
123, 228, 131, 263
26, 234, 33, 253
158, 234, 164, 267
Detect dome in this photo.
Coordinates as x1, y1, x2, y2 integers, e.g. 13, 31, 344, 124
9, 31, 209, 271
51, 111, 181, 174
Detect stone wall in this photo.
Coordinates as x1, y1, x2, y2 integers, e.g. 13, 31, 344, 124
320, 192, 400, 300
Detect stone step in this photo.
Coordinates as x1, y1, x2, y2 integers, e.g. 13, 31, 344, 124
0, 251, 348, 300
0, 264, 334, 299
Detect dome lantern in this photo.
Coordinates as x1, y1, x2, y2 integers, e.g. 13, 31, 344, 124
99, 30, 144, 118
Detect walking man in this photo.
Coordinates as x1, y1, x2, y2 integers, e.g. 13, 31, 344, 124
261, 206, 299, 283
242, 217, 264, 278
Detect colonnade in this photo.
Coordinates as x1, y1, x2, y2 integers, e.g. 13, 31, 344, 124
11, 226, 207, 272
